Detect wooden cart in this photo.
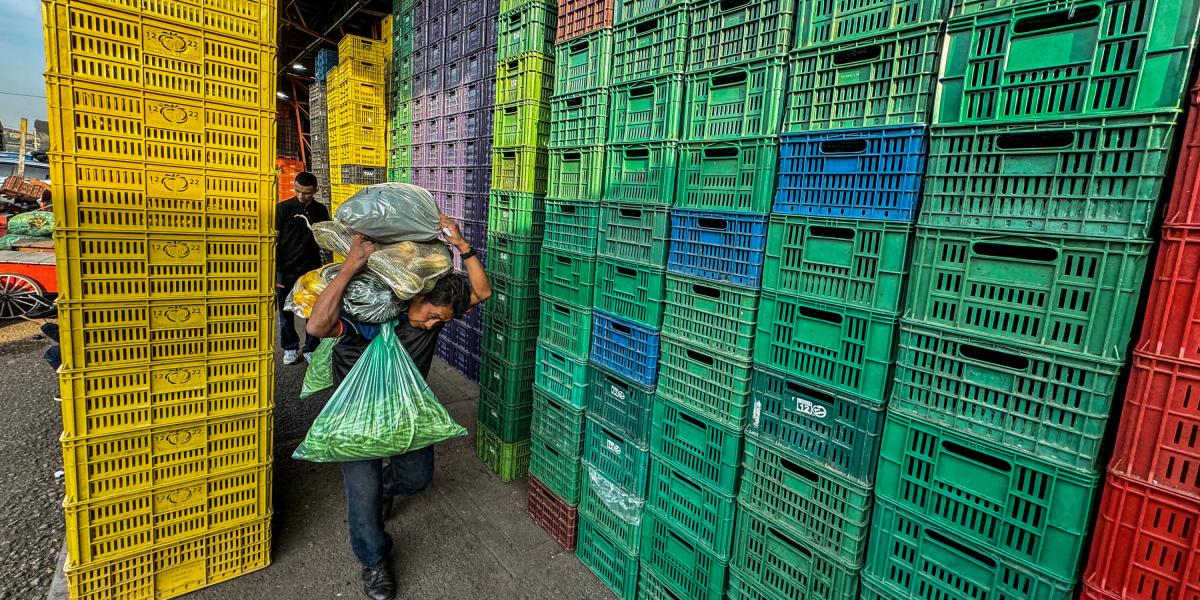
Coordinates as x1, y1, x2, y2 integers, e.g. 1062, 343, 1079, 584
0, 250, 57, 319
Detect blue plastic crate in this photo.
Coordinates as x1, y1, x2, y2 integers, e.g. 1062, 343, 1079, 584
316, 48, 339, 81
590, 311, 661, 387
774, 126, 927, 221
668, 210, 769, 288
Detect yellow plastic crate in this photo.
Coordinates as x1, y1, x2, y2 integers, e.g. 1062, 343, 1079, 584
51, 158, 275, 237
330, 184, 366, 213
43, 3, 276, 111
326, 75, 387, 105
46, 82, 274, 174
330, 144, 387, 166
66, 517, 271, 600
53, 231, 274, 302
65, 463, 272, 564
329, 102, 387, 127
338, 34, 387, 63
61, 409, 273, 503
329, 123, 387, 147
43, 0, 278, 46
332, 57, 386, 82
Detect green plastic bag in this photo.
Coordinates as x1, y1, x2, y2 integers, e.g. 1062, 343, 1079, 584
8, 211, 54, 237
293, 323, 466, 462
300, 338, 338, 400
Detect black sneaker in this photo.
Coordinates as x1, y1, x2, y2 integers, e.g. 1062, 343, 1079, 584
361, 566, 395, 600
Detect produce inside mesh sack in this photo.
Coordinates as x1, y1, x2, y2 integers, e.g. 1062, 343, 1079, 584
7, 211, 54, 237
285, 263, 405, 324
292, 323, 467, 462
334, 183, 441, 243
310, 220, 453, 300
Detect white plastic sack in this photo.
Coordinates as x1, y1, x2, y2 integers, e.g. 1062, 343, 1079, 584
334, 183, 441, 243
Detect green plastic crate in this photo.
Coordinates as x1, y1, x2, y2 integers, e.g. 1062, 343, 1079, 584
578, 517, 640, 600
554, 29, 614, 95
534, 343, 591, 409
639, 509, 727, 600
478, 389, 534, 443
585, 417, 652, 496
730, 507, 859, 600
684, 59, 787, 141
493, 101, 553, 149
543, 198, 602, 256
549, 90, 610, 148
657, 334, 753, 430
497, 3, 558, 60
539, 298, 594, 360
874, 413, 1100, 580
650, 397, 742, 495
480, 353, 537, 406
539, 248, 597, 307
615, 0, 687, 24
488, 234, 543, 281
487, 274, 542, 326
739, 437, 872, 567
662, 274, 759, 360
495, 51, 556, 105
938, 0, 1200, 125
754, 292, 898, 404
603, 143, 678, 205
547, 147, 607, 202
905, 227, 1151, 361
488, 191, 545, 240
587, 365, 656, 447
530, 385, 587, 456
598, 203, 671, 266
483, 312, 540, 365
785, 23, 941, 132
676, 138, 779, 212
612, 7, 689, 85
476, 420, 532, 481
579, 465, 644, 555
609, 76, 685, 143
593, 260, 667, 327
687, 0, 795, 70
492, 147, 550, 194
762, 215, 911, 315
645, 456, 737, 560
500, 0, 554, 13
795, 0, 955, 49
530, 434, 583, 504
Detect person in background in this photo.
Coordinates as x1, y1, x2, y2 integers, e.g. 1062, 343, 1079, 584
276, 171, 329, 365
306, 215, 491, 600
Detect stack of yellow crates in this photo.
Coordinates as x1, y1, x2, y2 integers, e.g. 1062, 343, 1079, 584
42, 1, 276, 597
328, 34, 390, 213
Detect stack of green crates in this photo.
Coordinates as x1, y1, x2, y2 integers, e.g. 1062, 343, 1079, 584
476, 0, 559, 482
388, 3, 414, 183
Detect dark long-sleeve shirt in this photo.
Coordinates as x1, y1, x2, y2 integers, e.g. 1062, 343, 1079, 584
276, 197, 330, 277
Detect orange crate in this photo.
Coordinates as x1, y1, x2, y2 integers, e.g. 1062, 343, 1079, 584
61, 410, 273, 503
51, 158, 275, 236
43, 3, 275, 110
65, 464, 271, 564
53, 231, 274, 301
66, 517, 271, 600
43, 0, 277, 46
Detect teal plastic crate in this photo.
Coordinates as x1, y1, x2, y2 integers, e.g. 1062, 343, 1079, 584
609, 77, 685, 144
478, 388, 534, 443
593, 259, 667, 328
529, 434, 583, 504
547, 147, 607, 201
534, 343, 591, 409
554, 29, 614, 94
875, 413, 1100, 580
612, 7, 689, 85
650, 396, 743, 495
497, 3, 558, 60
684, 60, 787, 141
687, 0, 795, 70
539, 299, 594, 360
492, 147, 550, 194
603, 143, 679, 205
530, 385, 587, 456
493, 101, 552, 149
539, 248, 597, 307
676, 138, 779, 212
585, 417, 652, 496
657, 334, 754, 430
543, 198, 602, 256
587, 364, 656, 447
495, 52, 556, 105
480, 353, 537, 406
487, 274, 542, 326
483, 312, 540, 365
794, 0, 955, 49
488, 234, 543, 281
639, 509, 727, 600
615, 0, 687, 24
488, 191, 545, 240
762, 215, 911, 314
645, 456, 737, 560
754, 292, 898, 404
598, 203, 671, 266
476, 420, 533, 481
549, 90, 610, 147
578, 517, 640, 600
662, 274, 759, 360
730, 507, 860, 600
579, 465, 645, 556
785, 23, 941, 132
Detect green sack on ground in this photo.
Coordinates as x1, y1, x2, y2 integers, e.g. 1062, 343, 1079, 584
293, 323, 466, 462
301, 338, 338, 400
7, 211, 54, 237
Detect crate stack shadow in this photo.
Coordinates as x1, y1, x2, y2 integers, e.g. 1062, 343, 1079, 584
44, 1, 278, 598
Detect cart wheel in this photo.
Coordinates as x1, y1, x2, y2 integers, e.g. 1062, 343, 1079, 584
0, 274, 49, 320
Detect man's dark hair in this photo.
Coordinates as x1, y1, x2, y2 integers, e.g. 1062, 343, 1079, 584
294, 171, 318, 188
424, 274, 471, 318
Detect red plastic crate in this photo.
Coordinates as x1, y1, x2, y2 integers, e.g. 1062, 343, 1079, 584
1138, 226, 1200, 363
557, 0, 614, 42
1082, 472, 1200, 600
1166, 85, 1200, 227
528, 475, 580, 551
1110, 351, 1200, 498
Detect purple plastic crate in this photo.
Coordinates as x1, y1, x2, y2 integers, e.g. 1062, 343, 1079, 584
426, 67, 446, 92
462, 17, 498, 56
465, 50, 496, 84
461, 303, 485, 330
465, 166, 491, 194
440, 193, 490, 221
442, 138, 493, 167
413, 71, 430, 97
458, 218, 488, 251
444, 88, 467, 114
444, 4, 467, 35
466, 79, 496, 112
425, 39, 446, 70
466, 109, 494, 139
444, 113, 466, 140
444, 30, 466, 64
444, 317, 484, 349
415, 167, 439, 188
424, 117, 446, 143
453, 246, 488, 273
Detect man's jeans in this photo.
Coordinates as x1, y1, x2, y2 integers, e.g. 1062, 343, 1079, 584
341, 446, 435, 568
276, 273, 319, 353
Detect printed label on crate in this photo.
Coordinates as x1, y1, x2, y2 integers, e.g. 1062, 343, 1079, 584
793, 396, 827, 419
606, 440, 622, 455
752, 399, 761, 427
608, 385, 626, 401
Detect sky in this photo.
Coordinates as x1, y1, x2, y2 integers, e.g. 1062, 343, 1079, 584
0, 0, 49, 130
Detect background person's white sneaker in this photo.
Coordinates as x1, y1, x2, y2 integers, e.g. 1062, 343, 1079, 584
283, 349, 301, 365
304, 352, 314, 364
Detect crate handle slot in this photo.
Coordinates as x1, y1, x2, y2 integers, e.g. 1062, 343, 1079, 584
571, 40, 590, 54
778, 456, 820, 482
553, 303, 571, 315
559, 204, 578, 215
545, 395, 565, 411
619, 207, 643, 218
942, 439, 1013, 472
503, 151, 517, 158
599, 423, 624, 443
635, 18, 660, 34
719, 0, 751, 11
666, 527, 696, 551
768, 525, 810, 556
833, 45, 882, 66
819, 139, 868, 155
564, 152, 582, 161
926, 529, 997, 568
712, 71, 748, 87
798, 305, 843, 325
507, 12, 523, 24
504, 106, 518, 115
554, 254, 573, 265
679, 411, 708, 430
605, 374, 630, 391
995, 131, 1074, 151
697, 217, 728, 230
566, 96, 584, 107
1013, 4, 1100, 34
784, 380, 835, 404
612, 321, 634, 334
629, 85, 655, 98
615, 266, 637, 277
703, 147, 740, 159
685, 349, 715, 365
809, 225, 855, 240
692, 284, 722, 299
959, 342, 1029, 371
542, 442, 562, 457
669, 467, 704, 493
973, 241, 1058, 263
625, 148, 650, 158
